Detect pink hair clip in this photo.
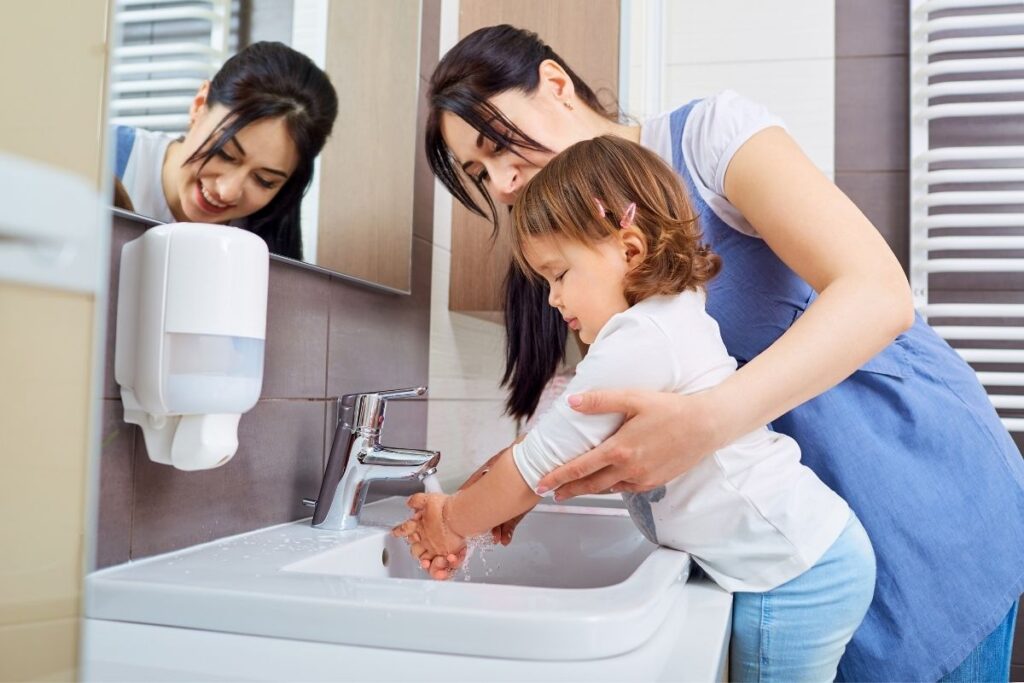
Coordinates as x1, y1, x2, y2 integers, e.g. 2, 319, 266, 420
619, 202, 637, 229
593, 196, 608, 218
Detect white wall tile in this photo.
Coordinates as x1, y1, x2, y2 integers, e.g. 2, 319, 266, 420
427, 399, 518, 488
428, 243, 509, 401
664, 0, 834, 65
663, 59, 835, 174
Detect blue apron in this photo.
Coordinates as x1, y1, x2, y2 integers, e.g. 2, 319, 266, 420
668, 102, 1024, 681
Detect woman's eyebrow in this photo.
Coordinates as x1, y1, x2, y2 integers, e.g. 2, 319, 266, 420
229, 136, 289, 178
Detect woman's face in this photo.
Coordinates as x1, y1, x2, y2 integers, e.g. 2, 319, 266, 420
167, 102, 300, 224
441, 89, 583, 207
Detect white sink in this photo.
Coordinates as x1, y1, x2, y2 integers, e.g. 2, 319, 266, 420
84, 497, 731, 681
285, 503, 658, 589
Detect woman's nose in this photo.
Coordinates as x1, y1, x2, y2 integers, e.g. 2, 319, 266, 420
215, 171, 244, 204
489, 161, 520, 202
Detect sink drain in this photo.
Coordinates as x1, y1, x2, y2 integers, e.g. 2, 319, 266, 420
381, 548, 389, 567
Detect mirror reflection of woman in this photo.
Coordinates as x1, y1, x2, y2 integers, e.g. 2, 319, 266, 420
424, 24, 1024, 683
113, 41, 338, 260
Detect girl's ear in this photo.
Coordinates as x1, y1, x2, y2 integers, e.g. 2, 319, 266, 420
537, 59, 576, 104
188, 81, 211, 129
620, 226, 647, 270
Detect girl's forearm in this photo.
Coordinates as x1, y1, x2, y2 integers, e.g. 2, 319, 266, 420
707, 274, 913, 447
446, 447, 541, 538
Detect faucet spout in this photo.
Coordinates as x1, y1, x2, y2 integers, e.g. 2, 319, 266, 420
309, 388, 440, 531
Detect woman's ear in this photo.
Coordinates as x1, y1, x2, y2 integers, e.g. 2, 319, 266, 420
188, 81, 211, 128
537, 59, 576, 105
619, 226, 647, 270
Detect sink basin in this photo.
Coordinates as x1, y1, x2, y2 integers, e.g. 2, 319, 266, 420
286, 504, 656, 589
84, 497, 729, 681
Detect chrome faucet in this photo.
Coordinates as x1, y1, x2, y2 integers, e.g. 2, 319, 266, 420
304, 387, 440, 531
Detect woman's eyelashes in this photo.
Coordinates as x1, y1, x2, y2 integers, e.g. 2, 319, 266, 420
473, 139, 508, 183
213, 149, 277, 190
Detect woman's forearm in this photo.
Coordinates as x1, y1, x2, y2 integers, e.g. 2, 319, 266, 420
446, 447, 540, 538
707, 273, 914, 447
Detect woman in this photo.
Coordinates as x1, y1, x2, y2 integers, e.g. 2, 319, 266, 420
113, 41, 338, 260
425, 24, 1024, 682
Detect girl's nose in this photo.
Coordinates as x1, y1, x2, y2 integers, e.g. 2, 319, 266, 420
547, 286, 560, 309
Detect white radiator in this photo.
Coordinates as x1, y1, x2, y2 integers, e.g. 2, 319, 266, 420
111, 0, 233, 132
910, 0, 1024, 432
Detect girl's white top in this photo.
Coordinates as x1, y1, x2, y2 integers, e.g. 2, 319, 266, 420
121, 128, 177, 224
512, 290, 850, 593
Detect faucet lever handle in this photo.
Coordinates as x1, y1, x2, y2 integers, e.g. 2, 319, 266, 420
340, 386, 428, 433
376, 387, 427, 401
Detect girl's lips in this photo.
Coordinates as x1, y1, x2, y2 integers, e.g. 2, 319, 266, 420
566, 317, 580, 331
193, 181, 230, 216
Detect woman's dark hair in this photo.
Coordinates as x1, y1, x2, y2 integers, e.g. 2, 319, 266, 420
426, 25, 613, 420
501, 263, 568, 420
185, 41, 338, 260
426, 24, 616, 228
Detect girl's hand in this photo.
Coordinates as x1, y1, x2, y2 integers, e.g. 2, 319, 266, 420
536, 389, 727, 500
405, 493, 465, 561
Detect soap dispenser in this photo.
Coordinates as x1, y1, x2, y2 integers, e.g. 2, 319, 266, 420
115, 223, 269, 471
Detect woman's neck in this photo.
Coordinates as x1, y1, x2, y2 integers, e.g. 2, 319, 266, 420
578, 106, 642, 145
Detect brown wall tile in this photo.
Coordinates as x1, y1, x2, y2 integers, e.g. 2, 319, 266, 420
94, 400, 135, 569
835, 171, 909, 270
130, 399, 326, 559
261, 261, 330, 399
326, 236, 432, 398
835, 55, 909, 172
835, 0, 908, 58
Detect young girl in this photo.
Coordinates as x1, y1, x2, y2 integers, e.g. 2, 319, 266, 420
113, 41, 338, 260
395, 135, 876, 681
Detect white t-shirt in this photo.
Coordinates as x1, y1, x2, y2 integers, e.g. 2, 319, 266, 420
120, 127, 177, 224
512, 291, 850, 594
641, 89, 787, 238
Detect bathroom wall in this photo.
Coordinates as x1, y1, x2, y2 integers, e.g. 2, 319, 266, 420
834, 0, 910, 270
94, 0, 442, 569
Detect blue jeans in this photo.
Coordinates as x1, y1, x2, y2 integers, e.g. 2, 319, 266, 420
731, 513, 876, 682
939, 600, 1018, 682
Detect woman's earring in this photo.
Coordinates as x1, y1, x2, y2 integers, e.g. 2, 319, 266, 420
563, 101, 573, 111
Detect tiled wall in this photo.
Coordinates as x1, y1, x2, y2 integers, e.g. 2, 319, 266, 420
834, 0, 910, 270
658, 1, 835, 176
94, 1, 441, 569
835, 1, 1024, 675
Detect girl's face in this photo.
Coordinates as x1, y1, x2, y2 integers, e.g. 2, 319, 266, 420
521, 232, 632, 344
440, 88, 584, 207
167, 101, 300, 224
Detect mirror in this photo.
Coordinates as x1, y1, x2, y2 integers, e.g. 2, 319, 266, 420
106, 0, 420, 293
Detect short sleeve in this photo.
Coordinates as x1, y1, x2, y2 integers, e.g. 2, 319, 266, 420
681, 90, 786, 237
512, 313, 679, 492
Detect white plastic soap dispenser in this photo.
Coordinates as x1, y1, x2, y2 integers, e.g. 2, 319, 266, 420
115, 223, 269, 470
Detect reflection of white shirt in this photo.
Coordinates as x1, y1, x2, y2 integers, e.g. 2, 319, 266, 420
118, 126, 176, 224
512, 291, 850, 593
641, 89, 786, 238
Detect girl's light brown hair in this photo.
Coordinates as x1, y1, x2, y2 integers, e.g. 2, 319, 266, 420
511, 135, 721, 305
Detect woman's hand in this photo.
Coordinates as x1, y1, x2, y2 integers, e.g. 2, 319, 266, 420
536, 389, 727, 500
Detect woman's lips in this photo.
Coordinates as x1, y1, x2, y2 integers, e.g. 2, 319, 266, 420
193, 181, 230, 216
